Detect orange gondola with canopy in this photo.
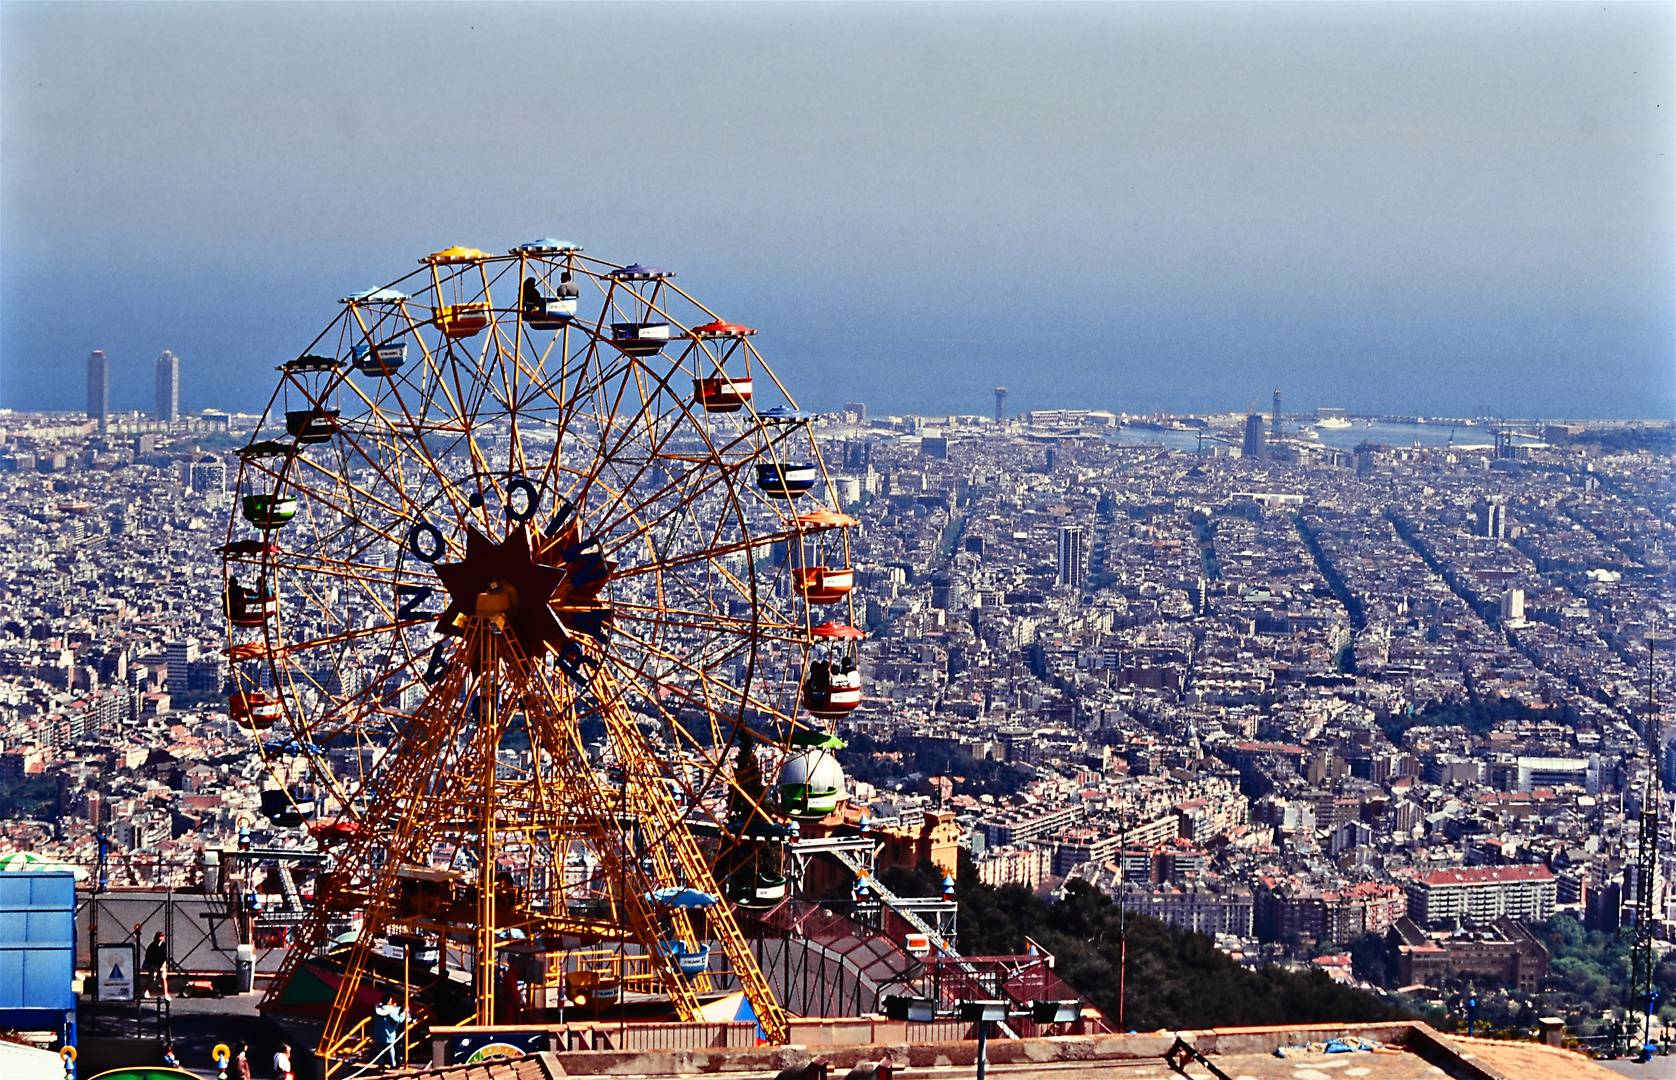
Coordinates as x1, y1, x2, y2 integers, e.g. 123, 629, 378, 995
423, 247, 492, 338
803, 622, 864, 719
792, 510, 857, 604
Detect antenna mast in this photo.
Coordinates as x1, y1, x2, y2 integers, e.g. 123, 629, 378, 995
1632, 634, 1660, 1056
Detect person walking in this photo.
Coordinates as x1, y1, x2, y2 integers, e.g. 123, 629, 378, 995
272, 1043, 293, 1080
235, 1042, 252, 1080
371, 995, 408, 1067
141, 932, 169, 998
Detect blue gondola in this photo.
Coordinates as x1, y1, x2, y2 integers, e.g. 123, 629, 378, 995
758, 407, 816, 424
351, 341, 408, 376
610, 321, 669, 356
607, 263, 671, 281
757, 463, 818, 499
340, 287, 410, 305
510, 238, 583, 255
647, 886, 720, 909
663, 941, 711, 976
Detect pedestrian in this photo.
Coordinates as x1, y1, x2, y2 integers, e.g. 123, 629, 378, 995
371, 994, 408, 1067
236, 1042, 252, 1080
272, 1043, 293, 1080
161, 1043, 180, 1069
141, 932, 169, 998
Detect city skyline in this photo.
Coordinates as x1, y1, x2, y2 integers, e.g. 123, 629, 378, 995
2, 4, 1670, 420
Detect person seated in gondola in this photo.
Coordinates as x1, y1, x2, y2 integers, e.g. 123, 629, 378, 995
804, 645, 831, 697
522, 276, 543, 312
556, 270, 579, 300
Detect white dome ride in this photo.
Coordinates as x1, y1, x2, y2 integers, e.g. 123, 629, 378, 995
779, 738, 846, 818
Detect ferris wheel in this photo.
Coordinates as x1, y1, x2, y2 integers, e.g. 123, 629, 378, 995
220, 240, 864, 1053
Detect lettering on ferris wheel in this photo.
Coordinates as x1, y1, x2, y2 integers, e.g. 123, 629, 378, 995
403, 477, 605, 689
396, 585, 436, 621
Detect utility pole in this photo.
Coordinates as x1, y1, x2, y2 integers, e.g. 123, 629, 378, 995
1117, 823, 1128, 1033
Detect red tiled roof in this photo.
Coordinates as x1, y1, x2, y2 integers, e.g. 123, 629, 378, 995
1418, 865, 1555, 887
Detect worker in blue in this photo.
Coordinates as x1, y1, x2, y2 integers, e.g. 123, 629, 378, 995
371, 994, 408, 1067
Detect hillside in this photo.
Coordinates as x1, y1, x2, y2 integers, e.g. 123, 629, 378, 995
882, 858, 1404, 1031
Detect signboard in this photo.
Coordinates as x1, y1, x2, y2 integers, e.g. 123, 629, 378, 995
95, 943, 135, 1002
447, 1031, 546, 1065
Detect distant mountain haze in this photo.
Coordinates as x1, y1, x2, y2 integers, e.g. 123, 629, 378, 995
2, 3, 1669, 418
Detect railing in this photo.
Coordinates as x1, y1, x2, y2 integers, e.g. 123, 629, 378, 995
538, 948, 668, 998
550, 1021, 756, 1051
319, 1014, 374, 1080
319, 1008, 429, 1080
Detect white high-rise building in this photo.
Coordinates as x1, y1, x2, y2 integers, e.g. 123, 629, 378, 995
1057, 525, 1085, 589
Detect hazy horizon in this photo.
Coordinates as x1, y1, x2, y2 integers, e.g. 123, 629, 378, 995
3, 3, 1671, 421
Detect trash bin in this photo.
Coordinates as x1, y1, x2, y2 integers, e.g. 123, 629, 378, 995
235, 944, 255, 994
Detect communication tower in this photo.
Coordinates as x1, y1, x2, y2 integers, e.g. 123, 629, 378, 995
994, 387, 1009, 423
1632, 636, 1662, 1055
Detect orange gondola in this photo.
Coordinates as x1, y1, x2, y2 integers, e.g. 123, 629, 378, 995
229, 691, 282, 730
792, 510, 857, 604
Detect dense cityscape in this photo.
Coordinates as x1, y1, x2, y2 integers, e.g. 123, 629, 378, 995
3, 351, 1673, 1048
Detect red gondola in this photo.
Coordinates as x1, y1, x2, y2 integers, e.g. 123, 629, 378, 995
225, 580, 276, 627
803, 623, 864, 719
694, 376, 753, 413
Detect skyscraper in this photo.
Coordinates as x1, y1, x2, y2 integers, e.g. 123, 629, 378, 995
1057, 525, 1085, 589
994, 387, 1009, 423
1242, 413, 1265, 460
86, 350, 109, 428
1271, 388, 1282, 442
156, 350, 180, 423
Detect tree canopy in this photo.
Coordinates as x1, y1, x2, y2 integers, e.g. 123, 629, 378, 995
882, 856, 1404, 1031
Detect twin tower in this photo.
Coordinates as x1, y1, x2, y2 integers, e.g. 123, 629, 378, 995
86, 349, 178, 427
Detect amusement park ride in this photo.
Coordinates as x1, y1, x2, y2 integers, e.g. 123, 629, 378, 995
218, 240, 1080, 1070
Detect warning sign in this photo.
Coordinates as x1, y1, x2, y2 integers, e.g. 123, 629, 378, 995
96, 942, 135, 1002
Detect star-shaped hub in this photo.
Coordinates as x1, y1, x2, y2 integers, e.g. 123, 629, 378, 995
434, 523, 614, 658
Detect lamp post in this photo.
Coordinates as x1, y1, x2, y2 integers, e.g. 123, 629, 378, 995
958, 1001, 1008, 1080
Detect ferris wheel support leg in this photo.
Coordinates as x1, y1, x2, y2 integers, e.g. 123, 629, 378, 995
588, 673, 791, 1045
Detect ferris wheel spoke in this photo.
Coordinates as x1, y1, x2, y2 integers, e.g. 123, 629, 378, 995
604, 622, 789, 725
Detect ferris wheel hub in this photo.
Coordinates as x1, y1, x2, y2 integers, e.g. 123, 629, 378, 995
435, 525, 569, 657
475, 581, 518, 620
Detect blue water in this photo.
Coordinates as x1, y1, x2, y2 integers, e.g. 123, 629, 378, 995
1106, 420, 1538, 454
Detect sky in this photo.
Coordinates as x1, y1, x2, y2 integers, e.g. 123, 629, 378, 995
2, 2, 1671, 421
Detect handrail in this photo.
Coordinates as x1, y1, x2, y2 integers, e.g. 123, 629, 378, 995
319, 1007, 431, 1080
319, 1015, 372, 1080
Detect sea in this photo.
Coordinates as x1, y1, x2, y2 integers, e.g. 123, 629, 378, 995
1105, 419, 1542, 454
